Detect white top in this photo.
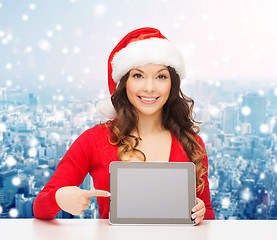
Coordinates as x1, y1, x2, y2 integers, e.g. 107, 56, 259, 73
0, 219, 276, 240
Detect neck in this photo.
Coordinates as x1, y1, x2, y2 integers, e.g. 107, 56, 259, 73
136, 112, 165, 136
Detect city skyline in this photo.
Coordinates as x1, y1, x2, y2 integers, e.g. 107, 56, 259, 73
1, 0, 277, 220
0, 79, 277, 219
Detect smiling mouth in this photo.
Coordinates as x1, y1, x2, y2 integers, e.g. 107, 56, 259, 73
138, 96, 159, 104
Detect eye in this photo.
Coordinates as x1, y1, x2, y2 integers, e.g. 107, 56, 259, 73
157, 74, 167, 79
133, 73, 143, 79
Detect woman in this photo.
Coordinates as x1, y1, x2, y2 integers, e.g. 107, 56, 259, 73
33, 27, 215, 224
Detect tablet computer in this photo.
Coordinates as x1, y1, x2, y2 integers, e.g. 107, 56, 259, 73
109, 161, 196, 225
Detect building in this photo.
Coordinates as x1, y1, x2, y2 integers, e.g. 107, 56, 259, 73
240, 93, 266, 134
0, 169, 19, 209
223, 105, 239, 134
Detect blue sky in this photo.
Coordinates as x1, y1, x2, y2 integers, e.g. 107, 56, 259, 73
1, 0, 277, 103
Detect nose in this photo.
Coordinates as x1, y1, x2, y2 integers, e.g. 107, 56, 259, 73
143, 77, 155, 93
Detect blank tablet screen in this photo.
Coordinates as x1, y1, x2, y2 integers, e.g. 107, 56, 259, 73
109, 162, 196, 224
117, 168, 189, 218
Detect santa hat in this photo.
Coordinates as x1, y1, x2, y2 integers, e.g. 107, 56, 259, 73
96, 27, 185, 119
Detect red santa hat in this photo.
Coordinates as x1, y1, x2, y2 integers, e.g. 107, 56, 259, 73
96, 27, 185, 119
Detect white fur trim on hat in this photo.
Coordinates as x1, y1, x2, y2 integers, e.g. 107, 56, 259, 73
96, 98, 117, 119
111, 38, 185, 83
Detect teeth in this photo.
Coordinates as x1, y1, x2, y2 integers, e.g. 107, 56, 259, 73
140, 97, 157, 101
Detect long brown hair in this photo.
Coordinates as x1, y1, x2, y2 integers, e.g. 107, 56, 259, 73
104, 66, 207, 193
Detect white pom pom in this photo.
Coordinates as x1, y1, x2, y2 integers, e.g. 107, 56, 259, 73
96, 98, 117, 119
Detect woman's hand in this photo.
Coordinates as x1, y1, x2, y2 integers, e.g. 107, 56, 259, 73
55, 186, 111, 216
191, 197, 206, 225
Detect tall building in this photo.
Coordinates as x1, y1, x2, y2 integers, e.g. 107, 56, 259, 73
223, 105, 239, 134
29, 93, 38, 113
0, 169, 19, 209
240, 93, 266, 134
0, 88, 7, 110
15, 193, 34, 218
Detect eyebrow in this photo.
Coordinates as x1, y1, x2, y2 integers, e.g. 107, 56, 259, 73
131, 68, 169, 73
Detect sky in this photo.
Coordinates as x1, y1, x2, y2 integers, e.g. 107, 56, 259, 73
1, 0, 277, 103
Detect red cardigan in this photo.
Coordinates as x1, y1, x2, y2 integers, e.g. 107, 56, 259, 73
33, 124, 215, 220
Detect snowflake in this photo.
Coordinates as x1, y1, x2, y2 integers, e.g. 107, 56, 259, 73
193, 107, 200, 114
67, 76, 74, 82
215, 81, 221, 87
55, 24, 62, 31
30, 137, 39, 147
38, 74, 45, 81
209, 105, 220, 118
28, 148, 37, 158
73, 47, 80, 53
6, 34, 13, 41
29, 3, 36, 10
258, 90, 264, 96
221, 197, 230, 209
22, 14, 29, 21
241, 188, 251, 202
0, 123, 6, 132
71, 134, 78, 142
241, 106, 251, 116
94, 4, 106, 18
6, 156, 16, 167
58, 95, 64, 101
47, 31, 53, 37
116, 21, 122, 27
84, 67, 90, 74
5, 63, 12, 70
260, 124, 269, 134
12, 177, 21, 186
38, 39, 51, 51
24, 46, 33, 53
6, 80, 12, 87
62, 47, 69, 54
9, 208, 18, 218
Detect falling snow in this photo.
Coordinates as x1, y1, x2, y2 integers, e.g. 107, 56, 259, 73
38, 39, 51, 51
55, 24, 62, 31
28, 148, 37, 158
0, 0, 277, 221
241, 106, 251, 116
22, 14, 29, 21
29, 3, 36, 10
6, 156, 16, 167
12, 177, 21, 186
9, 208, 18, 218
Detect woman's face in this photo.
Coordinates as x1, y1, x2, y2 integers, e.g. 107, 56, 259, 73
126, 63, 171, 119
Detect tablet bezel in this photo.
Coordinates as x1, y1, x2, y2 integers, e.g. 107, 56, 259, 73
109, 162, 196, 225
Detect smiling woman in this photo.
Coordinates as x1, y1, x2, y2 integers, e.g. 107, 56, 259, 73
33, 27, 215, 224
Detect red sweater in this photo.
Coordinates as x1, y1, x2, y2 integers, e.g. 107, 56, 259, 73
33, 124, 215, 220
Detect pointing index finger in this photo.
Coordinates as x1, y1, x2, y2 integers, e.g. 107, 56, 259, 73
83, 189, 111, 197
